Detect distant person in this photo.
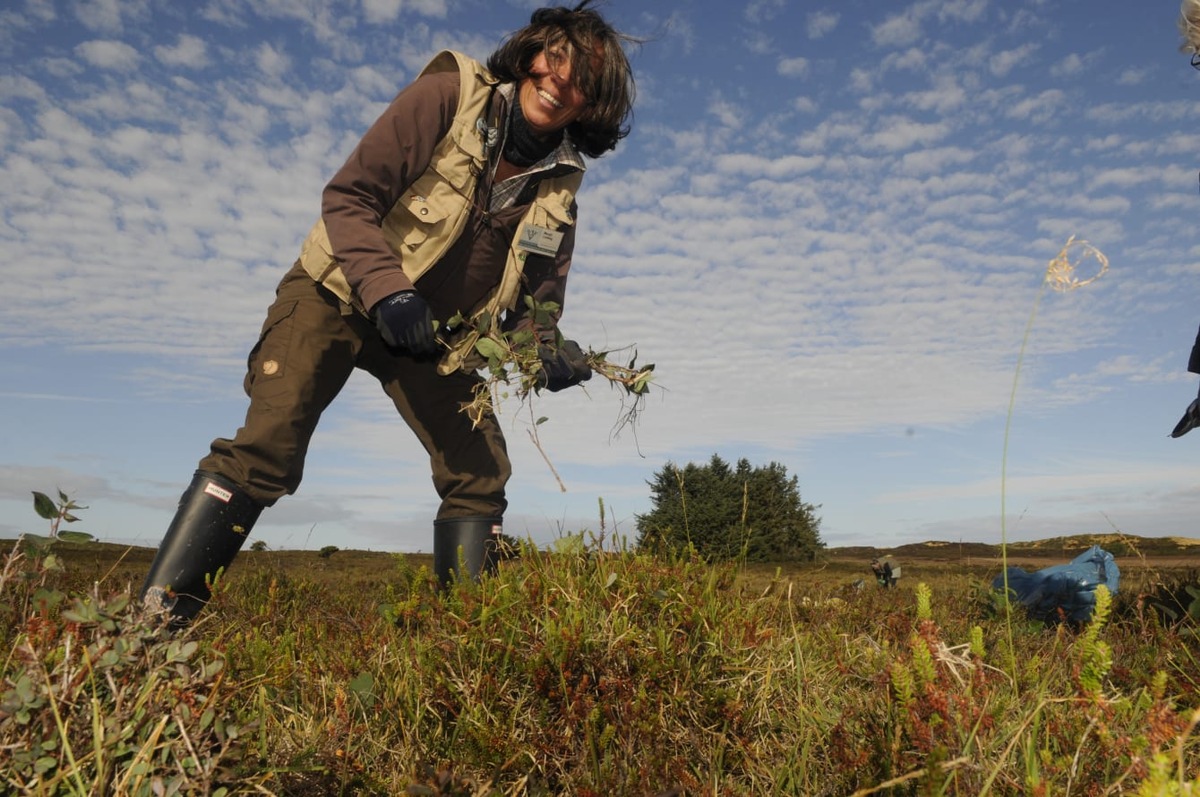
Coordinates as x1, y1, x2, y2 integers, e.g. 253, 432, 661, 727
140, 2, 638, 626
1172, 0, 1200, 437
870, 557, 899, 588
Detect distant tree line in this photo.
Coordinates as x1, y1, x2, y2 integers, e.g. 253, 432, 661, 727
635, 454, 823, 562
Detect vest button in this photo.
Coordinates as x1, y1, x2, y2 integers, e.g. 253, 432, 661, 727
420, 208, 429, 216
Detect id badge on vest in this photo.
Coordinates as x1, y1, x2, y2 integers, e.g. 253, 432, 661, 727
517, 225, 564, 258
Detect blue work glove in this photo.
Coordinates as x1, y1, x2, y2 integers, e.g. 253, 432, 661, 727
1170, 381, 1200, 438
537, 339, 592, 392
372, 290, 437, 355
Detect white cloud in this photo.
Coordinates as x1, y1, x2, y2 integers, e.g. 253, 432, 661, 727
406, 0, 449, 16
792, 96, 817, 113
75, 39, 140, 71
713, 152, 822, 178
744, 0, 785, 24
706, 94, 744, 130
1090, 354, 1176, 384
777, 56, 808, 78
882, 47, 929, 73
895, 146, 976, 176
362, 0, 402, 23
807, 11, 839, 39
741, 30, 773, 57
1003, 88, 1065, 123
848, 67, 875, 93
866, 116, 951, 152
899, 75, 968, 113
937, 0, 987, 24
74, 0, 131, 33
990, 42, 1038, 77
662, 11, 696, 55
254, 42, 291, 78
154, 34, 209, 69
1089, 167, 1156, 190
1051, 53, 1085, 77
1116, 67, 1151, 86
871, 10, 923, 48
21, 0, 58, 24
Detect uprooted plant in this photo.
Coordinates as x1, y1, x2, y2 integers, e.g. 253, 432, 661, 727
443, 295, 656, 434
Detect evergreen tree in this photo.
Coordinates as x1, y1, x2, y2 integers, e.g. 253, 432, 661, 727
635, 454, 823, 562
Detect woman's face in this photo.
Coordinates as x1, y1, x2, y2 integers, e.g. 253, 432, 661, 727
517, 46, 591, 138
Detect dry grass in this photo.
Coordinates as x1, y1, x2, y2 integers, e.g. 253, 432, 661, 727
3, 534, 1198, 795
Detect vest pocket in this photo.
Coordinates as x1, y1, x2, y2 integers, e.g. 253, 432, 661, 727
539, 193, 576, 228
387, 168, 458, 252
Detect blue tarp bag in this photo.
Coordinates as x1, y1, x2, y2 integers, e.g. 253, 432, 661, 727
991, 545, 1119, 624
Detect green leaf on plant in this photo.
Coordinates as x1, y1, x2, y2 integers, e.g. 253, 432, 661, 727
57, 531, 94, 544
536, 416, 549, 425
350, 671, 377, 709
167, 640, 200, 663
32, 491, 57, 520
475, 337, 506, 362
350, 671, 375, 696
32, 587, 64, 613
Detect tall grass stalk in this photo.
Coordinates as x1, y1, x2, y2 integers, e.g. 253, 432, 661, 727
999, 236, 1109, 680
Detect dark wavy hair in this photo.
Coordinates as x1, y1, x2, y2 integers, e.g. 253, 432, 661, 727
487, 1, 637, 158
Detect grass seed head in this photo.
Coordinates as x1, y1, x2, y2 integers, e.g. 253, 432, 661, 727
1045, 235, 1108, 292
1181, 0, 1200, 58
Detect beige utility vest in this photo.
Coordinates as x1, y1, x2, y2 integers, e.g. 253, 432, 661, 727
297, 50, 583, 375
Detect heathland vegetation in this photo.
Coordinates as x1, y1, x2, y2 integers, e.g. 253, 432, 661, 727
2, 489, 1198, 795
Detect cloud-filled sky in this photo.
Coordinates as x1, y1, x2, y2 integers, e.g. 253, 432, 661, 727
3, 0, 1200, 555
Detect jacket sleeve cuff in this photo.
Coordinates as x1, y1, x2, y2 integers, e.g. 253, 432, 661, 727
358, 273, 416, 314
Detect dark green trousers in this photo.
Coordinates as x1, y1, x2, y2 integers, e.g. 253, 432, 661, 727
199, 262, 510, 520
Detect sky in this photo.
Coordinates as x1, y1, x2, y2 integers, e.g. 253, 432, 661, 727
3, 0, 1200, 557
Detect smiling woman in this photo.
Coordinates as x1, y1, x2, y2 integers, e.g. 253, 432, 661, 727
136, 1, 642, 627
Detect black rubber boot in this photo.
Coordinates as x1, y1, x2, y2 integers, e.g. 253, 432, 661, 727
141, 470, 262, 626
433, 516, 504, 587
